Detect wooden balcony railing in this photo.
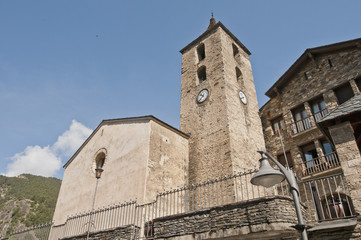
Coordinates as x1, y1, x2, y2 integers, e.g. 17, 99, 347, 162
295, 152, 340, 177
290, 115, 315, 135
313, 108, 328, 122
290, 109, 328, 136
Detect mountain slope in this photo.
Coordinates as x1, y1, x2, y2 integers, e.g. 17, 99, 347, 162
0, 174, 61, 236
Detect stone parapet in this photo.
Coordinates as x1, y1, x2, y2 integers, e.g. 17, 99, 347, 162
61, 225, 139, 240
308, 218, 361, 240
153, 196, 304, 239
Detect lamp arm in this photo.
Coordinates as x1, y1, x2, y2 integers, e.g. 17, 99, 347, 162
258, 150, 299, 195
257, 150, 308, 240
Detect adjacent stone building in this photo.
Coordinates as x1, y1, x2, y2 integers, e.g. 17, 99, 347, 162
260, 38, 361, 231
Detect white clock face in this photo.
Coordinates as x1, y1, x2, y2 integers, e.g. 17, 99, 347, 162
197, 89, 209, 103
239, 90, 247, 104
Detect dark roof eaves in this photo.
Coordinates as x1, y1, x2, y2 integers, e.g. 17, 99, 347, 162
63, 115, 189, 169
265, 37, 361, 98
259, 98, 272, 112
180, 22, 251, 55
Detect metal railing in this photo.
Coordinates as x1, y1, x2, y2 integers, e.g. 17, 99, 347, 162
299, 173, 356, 222
1, 222, 51, 240
49, 169, 283, 239
295, 152, 340, 177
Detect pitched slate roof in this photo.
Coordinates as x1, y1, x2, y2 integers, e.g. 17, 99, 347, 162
319, 94, 361, 122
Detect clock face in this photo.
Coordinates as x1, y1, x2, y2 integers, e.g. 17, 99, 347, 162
197, 89, 209, 103
239, 90, 247, 104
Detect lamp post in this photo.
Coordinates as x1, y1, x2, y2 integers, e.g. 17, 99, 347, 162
86, 167, 104, 240
251, 150, 308, 240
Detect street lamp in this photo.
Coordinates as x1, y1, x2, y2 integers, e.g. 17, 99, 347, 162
251, 150, 308, 240
86, 167, 104, 239
95, 168, 104, 179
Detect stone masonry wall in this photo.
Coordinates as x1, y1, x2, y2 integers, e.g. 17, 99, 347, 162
279, 49, 361, 109
153, 196, 303, 240
61, 225, 139, 240
329, 122, 361, 214
220, 26, 266, 174
309, 222, 361, 240
180, 27, 234, 184
145, 120, 189, 203
180, 25, 265, 186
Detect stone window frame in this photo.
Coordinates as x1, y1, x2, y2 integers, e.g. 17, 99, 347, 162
291, 105, 312, 133
309, 96, 328, 121
319, 138, 340, 165
277, 151, 294, 168
355, 76, 361, 92
333, 81, 355, 105
299, 142, 319, 170
270, 115, 285, 135
320, 139, 334, 156
92, 148, 107, 174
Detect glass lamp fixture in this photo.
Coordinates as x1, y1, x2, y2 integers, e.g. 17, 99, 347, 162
95, 168, 104, 179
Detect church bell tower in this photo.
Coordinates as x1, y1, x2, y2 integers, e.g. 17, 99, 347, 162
180, 17, 265, 184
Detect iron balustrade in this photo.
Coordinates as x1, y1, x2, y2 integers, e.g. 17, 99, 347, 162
299, 173, 356, 222
1, 222, 51, 240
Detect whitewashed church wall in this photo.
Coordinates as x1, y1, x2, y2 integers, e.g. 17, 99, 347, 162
52, 121, 151, 225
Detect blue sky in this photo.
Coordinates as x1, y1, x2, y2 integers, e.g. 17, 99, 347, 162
1, 0, 361, 179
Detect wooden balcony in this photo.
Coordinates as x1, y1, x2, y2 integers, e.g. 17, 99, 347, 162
295, 152, 340, 177
313, 108, 328, 122
290, 109, 328, 136
290, 115, 315, 135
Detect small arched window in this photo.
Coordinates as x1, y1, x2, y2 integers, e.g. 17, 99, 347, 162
197, 43, 205, 62
232, 43, 239, 57
236, 67, 243, 82
197, 66, 207, 83
321, 193, 355, 220
95, 152, 106, 169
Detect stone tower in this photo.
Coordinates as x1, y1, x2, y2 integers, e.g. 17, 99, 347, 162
180, 18, 265, 184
